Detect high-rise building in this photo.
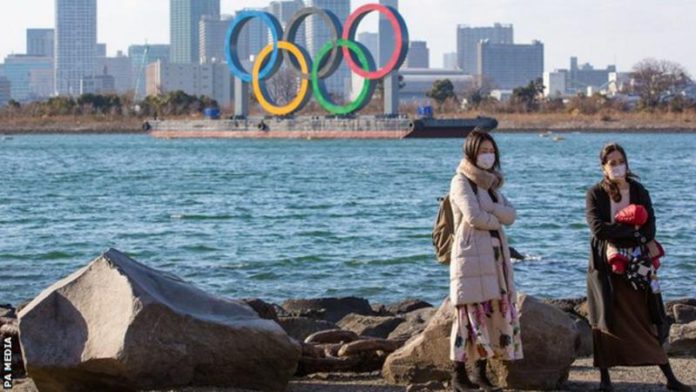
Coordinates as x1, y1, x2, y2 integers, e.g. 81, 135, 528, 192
457, 23, 513, 75
232, 8, 268, 64
146, 60, 233, 106
568, 57, 616, 94
379, 0, 398, 68
358, 32, 379, 60
405, 41, 429, 69
26, 29, 54, 58
96, 43, 107, 58
478, 40, 544, 90
199, 15, 233, 64
129, 44, 170, 98
170, 0, 220, 64
443, 52, 458, 70
55, 0, 97, 96
267, 0, 305, 48
0, 77, 11, 106
306, 0, 351, 99
97, 51, 132, 94
4, 54, 54, 101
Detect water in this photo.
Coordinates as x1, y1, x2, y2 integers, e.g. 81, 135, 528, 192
1, 133, 694, 306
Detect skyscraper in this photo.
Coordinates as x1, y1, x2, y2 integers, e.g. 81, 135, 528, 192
199, 15, 233, 64
267, 0, 305, 48
405, 41, 429, 69
443, 52, 458, 70
305, 0, 351, 99
54, 0, 97, 96
457, 23, 513, 75
478, 40, 544, 89
170, 0, 220, 64
26, 29, 54, 58
358, 32, 379, 60
379, 0, 398, 68
234, 9, 269, 64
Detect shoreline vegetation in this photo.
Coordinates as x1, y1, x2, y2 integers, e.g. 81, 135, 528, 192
1, 111, 696, 135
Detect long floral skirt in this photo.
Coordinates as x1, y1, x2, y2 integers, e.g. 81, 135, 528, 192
450, 245, 523, 363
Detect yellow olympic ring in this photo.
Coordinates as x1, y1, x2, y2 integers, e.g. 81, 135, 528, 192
252, 41, 310, 116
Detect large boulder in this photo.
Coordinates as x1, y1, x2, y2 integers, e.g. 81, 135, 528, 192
388, 307, 438, 342
337, 313, 405, 339
488, 294, 578, 390
382, 298, 454, 385
668, 321, 696, 357
385, 299, 433, 315
282, 297, 374, 323
18, 249, 301, 392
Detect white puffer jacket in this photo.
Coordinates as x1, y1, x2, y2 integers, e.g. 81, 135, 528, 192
449, 159, 517, 306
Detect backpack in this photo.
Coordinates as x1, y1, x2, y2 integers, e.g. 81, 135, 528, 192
432, 178, 479, 265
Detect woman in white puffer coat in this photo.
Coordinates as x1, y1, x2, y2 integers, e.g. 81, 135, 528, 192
448, 130, 523, 392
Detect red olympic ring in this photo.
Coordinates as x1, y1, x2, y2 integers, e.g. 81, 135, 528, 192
342, 4, 409, 80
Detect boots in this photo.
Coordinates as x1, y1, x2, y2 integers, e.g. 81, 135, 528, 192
451, 361, 479, 392
599, 368, 614, 392
470, 360, 502, 392
661, 363, 693, 392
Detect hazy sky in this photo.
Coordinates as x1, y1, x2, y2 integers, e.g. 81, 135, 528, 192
1, 0, 694, 75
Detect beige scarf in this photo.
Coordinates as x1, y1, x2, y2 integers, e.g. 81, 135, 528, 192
456, 158, 504, 191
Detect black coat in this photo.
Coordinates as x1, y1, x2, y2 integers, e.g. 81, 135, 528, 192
585, 179, 669, 341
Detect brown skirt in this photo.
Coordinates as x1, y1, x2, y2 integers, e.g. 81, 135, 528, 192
593, 274, 668, 368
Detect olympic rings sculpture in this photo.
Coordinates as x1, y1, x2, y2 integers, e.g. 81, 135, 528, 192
224, 4, 409, 116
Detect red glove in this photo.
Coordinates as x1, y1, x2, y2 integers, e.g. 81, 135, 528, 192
615, 204, 649, 226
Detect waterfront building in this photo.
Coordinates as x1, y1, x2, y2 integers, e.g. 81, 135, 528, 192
199, 15, 233, 64
146, 60, 233, 106
398, 68, 473, 102
379, 0, 398, 68
457, 23, 513, 75
97, 51, 132, 94
0, 77, 11, 106
544, 70, 568, 97
55, 0, 97, 96
478, 40, 544, 90
568, 57, 616, 94
443, 52, 458, 70
405, 41, 430, 69
80, 73, 115, 95
4, 54, 54, 101
26, 29, 54, 58
170, 0, 220, 64
129, 44, 170, 98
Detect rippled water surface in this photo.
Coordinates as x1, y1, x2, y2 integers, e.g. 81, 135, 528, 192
1, 133, 694, 306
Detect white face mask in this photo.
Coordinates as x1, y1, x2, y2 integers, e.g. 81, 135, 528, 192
608, 164, 627, 180
477, 153, 496, 170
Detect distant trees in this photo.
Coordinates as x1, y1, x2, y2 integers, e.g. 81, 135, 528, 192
427, 79, 458, 110
510, 78, 545, 112
630, 59, 692, 110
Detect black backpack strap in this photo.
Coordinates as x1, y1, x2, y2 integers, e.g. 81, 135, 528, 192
466, 177, 478, 195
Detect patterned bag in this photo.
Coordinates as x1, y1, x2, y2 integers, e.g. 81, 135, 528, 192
625, 247, 654, 291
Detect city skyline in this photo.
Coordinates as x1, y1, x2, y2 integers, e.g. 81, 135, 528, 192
0, 0, 695, 76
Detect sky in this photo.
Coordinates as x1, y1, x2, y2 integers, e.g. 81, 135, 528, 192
0, 0, 695, 75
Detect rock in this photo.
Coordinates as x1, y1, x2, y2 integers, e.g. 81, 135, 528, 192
388, 307, 438, 342
282, 297, 374, 323
337, 313, 405, 339
305, 329, 360, 345
667, 298, 696, 318
488, 294, 578, 391
385, 299, 433, 315
0, 319, 25, 378
574, 299, 590, 320
337, 339, 403, 357
406, 381, 446, 392
18, 249, 301, 392
242, 298, 279, 322
382, 297, 455, 385
0, 304, 15, 318
542, 297, 587, 316
277, 317, 338, 342
668, 321, 696, 356
674, 304, 696, 324
296, 355, 362, 376
571, 315, 593, 358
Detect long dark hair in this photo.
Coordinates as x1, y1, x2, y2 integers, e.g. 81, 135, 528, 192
599, 143, 639, 202
464, 130, 501, 171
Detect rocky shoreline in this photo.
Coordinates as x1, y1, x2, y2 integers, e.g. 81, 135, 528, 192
1, 249, 695, 391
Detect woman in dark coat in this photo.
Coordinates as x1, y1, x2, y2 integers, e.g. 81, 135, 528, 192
586, 143, 691, 392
